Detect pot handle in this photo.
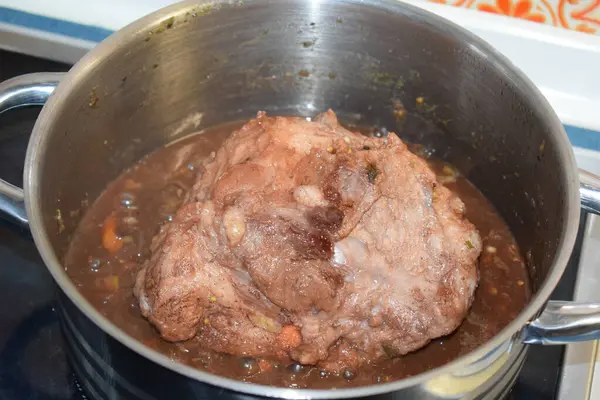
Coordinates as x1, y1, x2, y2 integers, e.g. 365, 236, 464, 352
523, 170, 600, 344
522, 301, 600, 344
0, 73, 64, 228
580, 168, 600, 215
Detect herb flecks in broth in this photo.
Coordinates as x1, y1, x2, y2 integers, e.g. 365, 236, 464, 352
65, 121, 529, 388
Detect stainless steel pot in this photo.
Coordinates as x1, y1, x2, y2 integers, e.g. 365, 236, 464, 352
1, 0, 600, 398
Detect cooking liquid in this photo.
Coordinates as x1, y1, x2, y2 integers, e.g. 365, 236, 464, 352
64, 122, 530, 388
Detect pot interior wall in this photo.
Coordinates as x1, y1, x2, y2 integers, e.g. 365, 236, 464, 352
36, 0, 569, 293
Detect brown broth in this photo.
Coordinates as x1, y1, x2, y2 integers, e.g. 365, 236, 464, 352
64, 122, 530, 388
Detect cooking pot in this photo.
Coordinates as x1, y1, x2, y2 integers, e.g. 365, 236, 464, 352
1, 0, 600, 398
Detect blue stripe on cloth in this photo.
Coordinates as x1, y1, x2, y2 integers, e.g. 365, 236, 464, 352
0, 6, 113, 43
564, 125, 600, 152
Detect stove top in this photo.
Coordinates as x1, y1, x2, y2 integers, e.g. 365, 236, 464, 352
0, 49, 588, 400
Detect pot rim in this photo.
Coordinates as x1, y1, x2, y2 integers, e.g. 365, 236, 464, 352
22, 0, 581, 398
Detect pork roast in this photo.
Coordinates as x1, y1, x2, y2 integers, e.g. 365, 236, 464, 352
134, 110, 481, 371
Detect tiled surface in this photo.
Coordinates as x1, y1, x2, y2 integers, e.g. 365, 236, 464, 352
428, 0, 600, 34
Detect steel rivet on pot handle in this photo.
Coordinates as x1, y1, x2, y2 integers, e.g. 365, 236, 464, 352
0, 72, 64, 228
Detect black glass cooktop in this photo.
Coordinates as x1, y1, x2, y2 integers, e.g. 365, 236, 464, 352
0, 49, 586, 400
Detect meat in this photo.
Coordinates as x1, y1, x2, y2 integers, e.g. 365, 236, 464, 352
134, 110, 481, 371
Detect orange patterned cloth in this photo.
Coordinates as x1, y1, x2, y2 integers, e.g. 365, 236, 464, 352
429, 0, 600, 34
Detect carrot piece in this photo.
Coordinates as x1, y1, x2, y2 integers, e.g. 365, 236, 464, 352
96, 275, 119, 291
277, 325, 302, 350
258, 359, 272, 373
102, 214, 123, 254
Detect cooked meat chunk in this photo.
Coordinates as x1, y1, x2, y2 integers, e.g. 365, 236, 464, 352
134, 110, 481, 370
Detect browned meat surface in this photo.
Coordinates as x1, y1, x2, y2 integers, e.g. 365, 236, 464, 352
134, 110, 482, 371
